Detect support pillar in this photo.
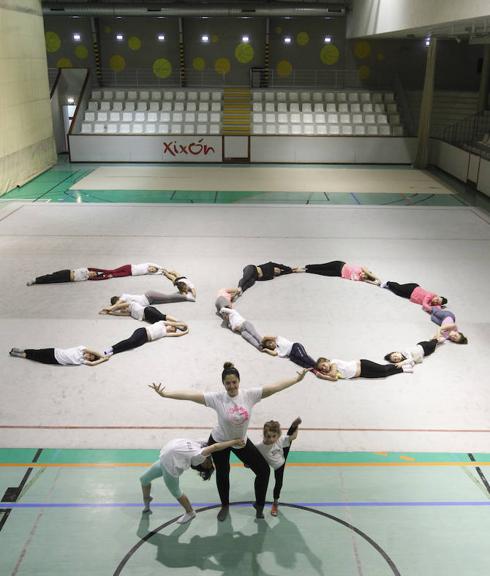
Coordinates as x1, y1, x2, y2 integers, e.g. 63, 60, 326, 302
477, 45, 490, 113
414, 37, 438, 169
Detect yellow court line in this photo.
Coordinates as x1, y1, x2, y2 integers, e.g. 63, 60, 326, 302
1, 461, 489, 469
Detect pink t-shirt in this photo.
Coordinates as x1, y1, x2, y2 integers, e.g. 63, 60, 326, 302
410, 286, 438, 311
341, 263, 363, 281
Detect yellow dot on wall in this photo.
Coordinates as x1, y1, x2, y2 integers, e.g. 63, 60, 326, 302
235, 43, 254, 64
153, 58, 172, 78
214, 57, 230, 75
128, 36, 141, 51
45, 31, 61, 53
276, 59, 292, 78
320, 44, 340, 65
376, 52, 385, 61
56, 57, 72, 68
358, 65, 370, 80
297, 32, 309, 46
104, 26, 112, 34
211, 34, 219, 44
193, 57, 206, 71
275, 26, 282, 34
109, 54, 126, 72
75, 45, 88, 60
354, 40, 371, 59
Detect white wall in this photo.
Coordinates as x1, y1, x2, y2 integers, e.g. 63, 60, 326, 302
0, 0, 56, 195
347, 0, 490, 38
478, 157, 490, 197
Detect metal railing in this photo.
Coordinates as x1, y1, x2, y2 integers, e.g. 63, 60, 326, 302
50, 66, 396, 90
441, 111, 490, 159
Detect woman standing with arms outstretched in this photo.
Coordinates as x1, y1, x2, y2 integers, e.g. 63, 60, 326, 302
150, 362, 308, 521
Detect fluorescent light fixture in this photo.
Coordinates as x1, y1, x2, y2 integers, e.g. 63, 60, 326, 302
157, 34, 165, 41
67, 97, 75, 104
73, 33, 81, 42
284, 36, 292, 44
425, 37, 431, 46
324, 36, 332, 43
201, 34, 209, 43
242, 35, 249, 43
116, 33, 124, 41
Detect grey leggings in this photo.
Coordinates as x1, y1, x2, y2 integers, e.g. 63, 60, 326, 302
239, 320, 263, 349
215, 295, 230, 313
145, 290, 190, 305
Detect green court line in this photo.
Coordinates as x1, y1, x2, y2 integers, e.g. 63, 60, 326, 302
0, 449, 488, 465
1, 160, 473, 207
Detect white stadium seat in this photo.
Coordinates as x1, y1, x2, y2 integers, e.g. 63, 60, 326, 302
172, 112, 183, 122
109, 112, 121, 122
81, 123, 92, 133
266, 125, 276, 134
87, 101, 98, 111
93, 123, 105, 133
278, 124, 289, 134
147, 112, 158, 122
354, 125, 366, 135
197, 112, 208, 122
196, 124, 207, 134
198, 102, 210, 112
134, 112, 145, 122
288, 92, 299, 102
185, 112, 196, 123
341, 124, 353, 135
148, 102, 160, 112
151, 91, 162, 100
91, 90, 102, 100
132, 124, 143, 134
96, 112, 107, 122
158, 123, 169, 133
170, 124, 183, 134
112, 102, 123, 112
186, 102, 197, 112
106, 123, 118, 133
99, 102, 110, 111
84, 112, 95, 122
183, 124, 195, 134
367, 125, 379, 135
122, 112, 133, 122
265, 103, 275, 112
328, 124, 340, 134
124, 102, 135, 111
210, 124, 220, 134
119, 124, 131, 134
265, 113, 276, 123
175, 91, 185, 101
200, 91, 210, 101
127, 91, 137, 101
316, 125, 327, 135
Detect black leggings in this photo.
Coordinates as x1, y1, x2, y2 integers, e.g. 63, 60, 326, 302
289, 342, 316, 369
143, 306, 166, 324
385, 282, 419, 299
305, 261, 345, 277
272, 420, 300, 500
417, 339, 438, 357
112, 327, 148, 355
238, 265, 258, 293
208, 435, 270, 508
24, 348, 58, 364
34, 269, 71, 284
359, 359, 403, 378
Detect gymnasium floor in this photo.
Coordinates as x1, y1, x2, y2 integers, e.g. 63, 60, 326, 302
1, 160, 489, 575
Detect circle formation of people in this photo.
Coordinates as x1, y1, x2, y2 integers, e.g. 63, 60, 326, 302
10, 258, 468, 524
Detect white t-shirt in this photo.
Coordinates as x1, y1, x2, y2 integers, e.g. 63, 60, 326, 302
227, 309, 245, 331
204, 388, 262, 444
146, 321, 167, 341
159, 438, 206, 478
176, 277, 195, 290
256, 436, 291, 470
131, 262, 162, 276
121, 293, 150, 307
73, 268, 90, 282
276, 336, 293, 358
332, 359, 358, 379
54, 346, 86, 365
129, 302, 145, 321
402, 345, 424, 365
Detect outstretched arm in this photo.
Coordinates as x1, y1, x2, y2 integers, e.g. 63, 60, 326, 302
99, 301, 129, 315
261, 369, 308, 399
313, 364, 338, 381
202, 439, 245, 456
149, 382, 205, 405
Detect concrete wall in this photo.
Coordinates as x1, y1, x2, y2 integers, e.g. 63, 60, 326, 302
69, 134, 416, 164
347, 0, 490, 38
0, 0, 56, 195
42, 16, 486, 92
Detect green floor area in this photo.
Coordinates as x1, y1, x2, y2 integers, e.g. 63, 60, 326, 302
1, 449, 490, 576
0, 159, 470, 206
1, 448, 489, 465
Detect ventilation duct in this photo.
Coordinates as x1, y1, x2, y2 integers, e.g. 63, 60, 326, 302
43, 4, 345, 17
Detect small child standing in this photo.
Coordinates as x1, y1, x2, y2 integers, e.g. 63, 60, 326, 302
256, 417, 301, 516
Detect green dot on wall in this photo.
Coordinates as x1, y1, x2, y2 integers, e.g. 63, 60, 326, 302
128, 36, 142, 51
153, 58, 172, 78
46, 31, 61, 53
75, 45, 88, 60
320, 44, 340, 65
109, 54, 126, 72
193, 57, 206, 71
235, 43, 254, 64
214, 57, 231, 75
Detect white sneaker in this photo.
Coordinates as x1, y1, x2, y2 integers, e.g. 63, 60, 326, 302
177, 510, 196, 524
26, 280, 35, 286
402, 364, 414, 373
380, 282, 388, 289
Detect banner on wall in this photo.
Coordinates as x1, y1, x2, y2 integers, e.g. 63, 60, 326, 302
161, 136, 222, 162
69, 135, 222, 162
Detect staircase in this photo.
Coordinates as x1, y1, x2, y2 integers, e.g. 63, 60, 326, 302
222, 87, 251, 135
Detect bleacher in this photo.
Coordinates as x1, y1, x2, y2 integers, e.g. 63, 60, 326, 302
251, 90, 403, 136
77, 88, 405, 137
80, 89, 223, 135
